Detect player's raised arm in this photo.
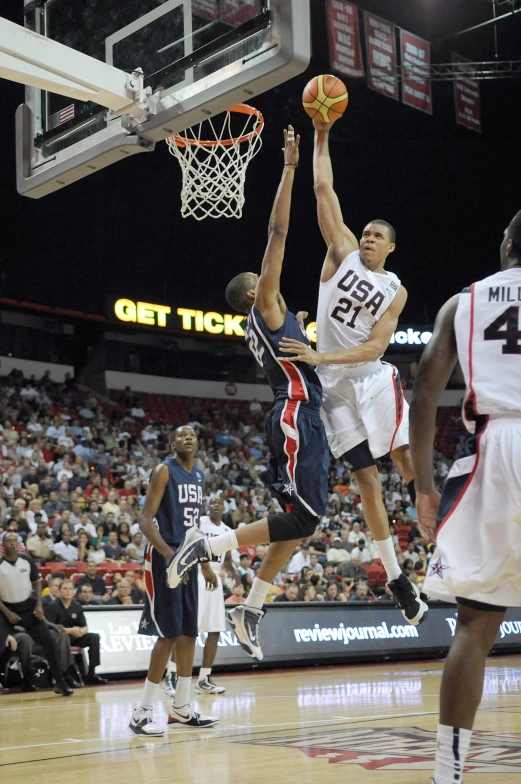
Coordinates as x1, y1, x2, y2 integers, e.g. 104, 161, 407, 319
313, 118, 359, 278
409, 295, 459, 542
280, 285, 408, 366
139, 464, 174, 563
254, 126, 299, 328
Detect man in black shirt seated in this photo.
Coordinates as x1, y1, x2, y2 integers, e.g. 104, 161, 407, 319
0, 532, 73, 696
77, 562, 109, 604
45, 580, 107, 685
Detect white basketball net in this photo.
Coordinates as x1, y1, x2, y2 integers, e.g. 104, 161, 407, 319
166, 105, 264, 220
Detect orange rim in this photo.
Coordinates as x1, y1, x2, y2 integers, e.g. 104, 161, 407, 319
167, 103, 264, 148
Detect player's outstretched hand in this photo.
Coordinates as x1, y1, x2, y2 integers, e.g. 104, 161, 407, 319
283, 125, 300, 167
312, 116, 337, 132
296, 311, 308, 329
279, 337, 321, 366
416, 490, 441, 545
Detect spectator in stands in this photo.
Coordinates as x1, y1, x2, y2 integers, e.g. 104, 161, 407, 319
50, 527, 78, 566
350, 539, 373, 565
309, 553, 324, 575
102, 489, 120, 518
77, 531, 96, 563
117, 520, 131, 548
298, 584, 320, 602
237, 554, 254, 578
44, 580, 107, 684
229, 498, 251, 528
26, 521, 53, 563
348, 521, 366, 545
287, 543, 311, 574
402, 559, 421, 585
107, 578, 137, 605
44, 490, 63, 518
327, 537, 351, 566
42, 577, 63, 608
349, 582, 374, 602
394, 542, 406, 567
77, 563, 108, 605
77, 584, 97, 606
273, 584, 299, 603
336, 555, 368, 583
126, 532, 146, 564
323, 581, 348, 602
225, 583, 246, 604
102, 531, 125, 562
377, 584, 395, 602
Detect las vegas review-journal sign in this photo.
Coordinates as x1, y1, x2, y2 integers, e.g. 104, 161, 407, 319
113, 298, 432, 346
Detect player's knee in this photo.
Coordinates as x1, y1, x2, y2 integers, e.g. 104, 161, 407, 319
354, 465, 381, 499
267, 509, 318, 541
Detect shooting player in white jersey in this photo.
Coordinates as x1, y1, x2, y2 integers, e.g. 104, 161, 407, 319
279, 116, 427, 625
410, 210, 521, 784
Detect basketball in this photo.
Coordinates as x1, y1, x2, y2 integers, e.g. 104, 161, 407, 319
302, 74, 349, 123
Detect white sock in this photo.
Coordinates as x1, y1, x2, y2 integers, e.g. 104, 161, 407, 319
173, 676, 191, 709
199, 667, 211, 681
209, 530, 238, 557
140, 678, 161, 709
167, 660, 177, 674
433, 724, 472, 784
375, 536, 402, 581
245, 577, 271, 610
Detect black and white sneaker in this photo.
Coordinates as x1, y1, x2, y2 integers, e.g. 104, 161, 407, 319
163, 672, 177, 698
166, 527, 213, 589
388, 574, 429, 626
194, 676, 225, 694
226, 605, 265, 661
129, 707, 165, 736
167, 704, 219, 727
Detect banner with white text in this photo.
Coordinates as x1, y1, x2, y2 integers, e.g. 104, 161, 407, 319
453, 53, 481, 133
327, 0, 365, 79
400, 29, 432, 114
364, 11, 398, 101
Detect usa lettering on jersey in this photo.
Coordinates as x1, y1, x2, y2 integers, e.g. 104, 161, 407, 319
178, 484, 203, 504
334, 269, 386, 317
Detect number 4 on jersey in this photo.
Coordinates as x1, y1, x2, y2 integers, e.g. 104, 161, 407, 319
484, 305, 521, 354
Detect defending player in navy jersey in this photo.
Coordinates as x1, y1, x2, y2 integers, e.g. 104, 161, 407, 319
129, 426, 219, 736
167, 126, 329, 661
410, 210, 521, 784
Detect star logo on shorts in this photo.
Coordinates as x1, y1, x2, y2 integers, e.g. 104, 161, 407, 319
283, 483, 294, 495
140, 619, 149, 629
429, 557, 449, 579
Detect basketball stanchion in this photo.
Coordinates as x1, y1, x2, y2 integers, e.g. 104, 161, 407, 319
166, 104, 264, 220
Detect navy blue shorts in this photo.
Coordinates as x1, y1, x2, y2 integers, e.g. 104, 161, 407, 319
262, 402, 328, 518
139, 544, 198, 639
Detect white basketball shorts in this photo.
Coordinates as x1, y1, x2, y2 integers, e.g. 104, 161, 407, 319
318, 360, 409, 460
197, 570, 226, 633
425, 415, 521, 608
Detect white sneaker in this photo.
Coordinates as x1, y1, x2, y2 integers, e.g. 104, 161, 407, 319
163, 672, 177, 698
226, 605, 265, 661
129, 707, 165, 736
194, 675, 226, 694
168, 704, 219, 728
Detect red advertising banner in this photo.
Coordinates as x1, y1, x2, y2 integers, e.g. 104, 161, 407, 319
364, 11, 398, 100
327, 0, 365, 79
453, 53, 481, 133
192, 0, 219, 21
400, 29, 432, 114
220, 0, 260, 27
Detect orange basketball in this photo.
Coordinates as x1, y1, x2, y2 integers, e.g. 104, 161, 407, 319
302, 74, 349, 123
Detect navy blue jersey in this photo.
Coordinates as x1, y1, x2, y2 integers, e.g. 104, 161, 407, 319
245, 305, 322, 409
155, 458, 204, 547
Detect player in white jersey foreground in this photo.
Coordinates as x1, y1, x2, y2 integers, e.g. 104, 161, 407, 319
409, 210, 521, 784
279, 116, 427, 625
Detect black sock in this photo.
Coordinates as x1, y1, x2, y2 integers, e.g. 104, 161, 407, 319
407, 480, 416, 506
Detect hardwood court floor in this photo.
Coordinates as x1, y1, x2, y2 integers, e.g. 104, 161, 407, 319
2, 657, 521, 783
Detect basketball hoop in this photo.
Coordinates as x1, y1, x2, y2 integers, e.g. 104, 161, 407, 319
166, 104, 264, 220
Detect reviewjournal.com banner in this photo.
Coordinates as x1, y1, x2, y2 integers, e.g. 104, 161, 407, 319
84, 604, 521, 676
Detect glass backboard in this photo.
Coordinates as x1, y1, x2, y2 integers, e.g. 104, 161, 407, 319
17, 0, 310, 197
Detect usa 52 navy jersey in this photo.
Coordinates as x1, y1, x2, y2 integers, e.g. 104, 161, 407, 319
140, 457, 205, 639
154, 457, 204, 548
245, 305, 323, 410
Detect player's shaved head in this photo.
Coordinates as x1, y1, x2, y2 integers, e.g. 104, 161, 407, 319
225, 272, 257, 313
509, 210, 521, 256
368, 219, 396, 244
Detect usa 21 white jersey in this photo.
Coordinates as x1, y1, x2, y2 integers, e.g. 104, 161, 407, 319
316, 251, 401, 368
455, 268, 521, 431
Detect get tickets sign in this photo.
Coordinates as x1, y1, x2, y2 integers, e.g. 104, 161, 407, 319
113, 299, 431, 347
